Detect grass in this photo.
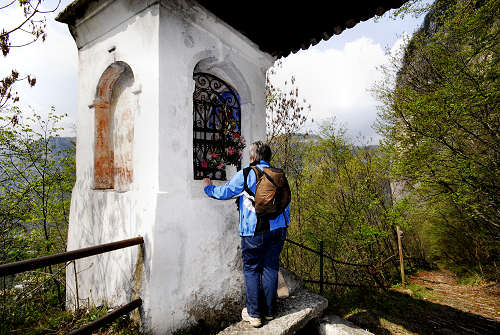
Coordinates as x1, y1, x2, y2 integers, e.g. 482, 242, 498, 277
1, 303, 143, 335
457, 271, 488, 286
405, 282, 434, 300
442, 262, 494, 286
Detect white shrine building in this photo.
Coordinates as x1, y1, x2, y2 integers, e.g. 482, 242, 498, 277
56, 0, 408, 333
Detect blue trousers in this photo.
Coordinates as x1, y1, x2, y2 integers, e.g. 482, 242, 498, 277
241, 227, 287, 318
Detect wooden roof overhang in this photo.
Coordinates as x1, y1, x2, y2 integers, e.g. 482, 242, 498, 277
57, 0, 410, 58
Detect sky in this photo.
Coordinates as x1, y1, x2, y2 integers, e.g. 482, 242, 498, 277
0, 0, 77, 134
0, 0, 429, 142
271, 8, 429, 144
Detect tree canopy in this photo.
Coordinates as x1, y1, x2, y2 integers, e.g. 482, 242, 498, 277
375, 0, 499, 275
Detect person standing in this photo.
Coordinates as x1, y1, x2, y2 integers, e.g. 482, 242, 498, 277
203, 141, 290, 327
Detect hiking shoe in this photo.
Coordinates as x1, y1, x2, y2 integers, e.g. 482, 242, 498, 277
241, 308, 262, 327
264, 315, 274, 321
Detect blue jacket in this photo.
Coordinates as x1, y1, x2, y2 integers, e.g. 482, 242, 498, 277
204, 160, 290, 236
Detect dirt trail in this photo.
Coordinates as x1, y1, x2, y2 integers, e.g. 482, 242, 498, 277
346, 270, 500, 334
407, 269, 500, 322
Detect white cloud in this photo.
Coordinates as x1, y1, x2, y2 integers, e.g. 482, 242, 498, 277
270, 37, 400, 144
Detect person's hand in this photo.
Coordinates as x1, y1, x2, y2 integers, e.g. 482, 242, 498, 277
202, 178, 212, 187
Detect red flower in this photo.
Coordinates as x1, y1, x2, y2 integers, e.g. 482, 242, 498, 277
211, 152, 219, 158
227, 147, 235, 155
233, 133, 240, 139
218, 162, 225, 169
201, 161, 208, 168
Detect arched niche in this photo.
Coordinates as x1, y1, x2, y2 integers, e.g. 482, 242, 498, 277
193, 57, 251, 105
94, 61, 135, 191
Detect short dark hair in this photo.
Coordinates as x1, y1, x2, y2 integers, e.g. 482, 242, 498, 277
249, 141, 272, 162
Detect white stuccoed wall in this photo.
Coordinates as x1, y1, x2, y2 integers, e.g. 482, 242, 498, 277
64, 0, 274, 333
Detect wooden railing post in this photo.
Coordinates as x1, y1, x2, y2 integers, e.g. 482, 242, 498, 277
397, 226, 405, 288
319, 240, 324, 295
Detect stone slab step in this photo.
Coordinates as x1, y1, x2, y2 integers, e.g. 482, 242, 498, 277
217, 289, 328, 335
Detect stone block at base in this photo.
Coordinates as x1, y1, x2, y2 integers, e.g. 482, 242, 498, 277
218, 289, 328, 335
318, 314, 374, 335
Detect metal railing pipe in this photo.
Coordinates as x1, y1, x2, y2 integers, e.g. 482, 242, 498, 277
286, 238, 322, 256
304, 279, 387, 289
68, 298, 142, 335
286, 238, 371, 267
0, 237, 144, 277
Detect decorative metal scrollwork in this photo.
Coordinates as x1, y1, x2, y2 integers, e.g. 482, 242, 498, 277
193, 72, 241, 180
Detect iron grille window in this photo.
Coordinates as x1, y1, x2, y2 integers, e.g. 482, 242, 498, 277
193, 72, 242, 180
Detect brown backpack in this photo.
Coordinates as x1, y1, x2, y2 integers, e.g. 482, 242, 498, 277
243, 164, 291, 222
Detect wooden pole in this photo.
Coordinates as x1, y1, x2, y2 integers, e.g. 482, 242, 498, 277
397, 226, 405, 288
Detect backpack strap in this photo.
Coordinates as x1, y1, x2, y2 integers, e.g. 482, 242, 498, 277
237, 165, 256, 211
261, 169, 278, 187
251, 166, 264, 180
243, 162, 264, 195
243, 166, 255, 198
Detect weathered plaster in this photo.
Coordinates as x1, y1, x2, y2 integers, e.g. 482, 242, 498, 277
93, 61, 134, 190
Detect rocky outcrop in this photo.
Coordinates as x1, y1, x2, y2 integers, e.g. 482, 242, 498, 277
218, 289, 328, 335
318, 315, 374, 335
217, 266, 326, 334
